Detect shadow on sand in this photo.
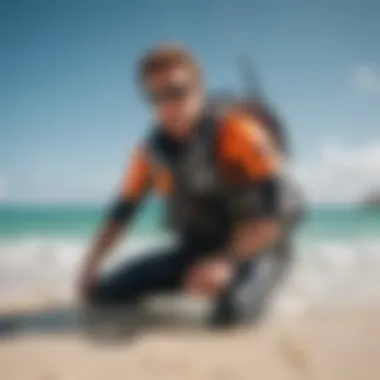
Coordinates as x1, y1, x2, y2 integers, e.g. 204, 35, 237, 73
0, 306, 83, 338
0, 301, 213, 342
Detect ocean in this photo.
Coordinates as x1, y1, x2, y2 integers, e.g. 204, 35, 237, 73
1, 199, 380, 315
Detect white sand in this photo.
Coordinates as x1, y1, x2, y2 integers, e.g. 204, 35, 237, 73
0, 303, 379, 380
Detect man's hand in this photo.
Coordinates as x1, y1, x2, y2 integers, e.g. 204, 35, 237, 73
78, 259, 99, 302
229, 218, 280, 260
185, 257, 235, 297
77, 221, 124, 302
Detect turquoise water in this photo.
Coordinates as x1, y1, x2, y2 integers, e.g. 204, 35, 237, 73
0, 199, 379, 242
298, 206, 380, 243
0, 198, 164, 239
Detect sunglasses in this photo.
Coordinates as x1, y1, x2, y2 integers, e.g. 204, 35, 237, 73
145, 84, 192, 105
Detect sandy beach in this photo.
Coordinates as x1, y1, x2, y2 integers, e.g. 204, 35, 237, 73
0, 302, 379, 380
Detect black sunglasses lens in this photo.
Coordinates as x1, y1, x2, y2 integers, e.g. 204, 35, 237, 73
147, 85, 190, 104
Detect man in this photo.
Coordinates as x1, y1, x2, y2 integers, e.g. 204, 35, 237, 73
79, 45, 296, 327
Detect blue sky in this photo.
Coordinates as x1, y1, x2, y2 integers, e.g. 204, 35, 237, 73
1, 0, 380, 203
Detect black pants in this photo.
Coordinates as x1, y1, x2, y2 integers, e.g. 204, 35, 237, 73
88, 236, 291, 327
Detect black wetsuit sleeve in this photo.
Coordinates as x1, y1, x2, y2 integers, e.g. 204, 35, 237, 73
258, 176, 280, 217
107, 197, 141, 226
241, 176, 280, 220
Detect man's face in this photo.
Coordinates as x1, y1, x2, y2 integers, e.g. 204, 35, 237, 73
143, 66, 204, 138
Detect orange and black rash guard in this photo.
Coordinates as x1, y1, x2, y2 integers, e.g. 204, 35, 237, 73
109, 110, 281, 225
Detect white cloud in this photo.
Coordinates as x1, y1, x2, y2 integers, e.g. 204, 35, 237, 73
353, 64, 380, 95
295, 140, 380, 204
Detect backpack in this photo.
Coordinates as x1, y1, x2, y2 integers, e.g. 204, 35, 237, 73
206, 94, 289, 157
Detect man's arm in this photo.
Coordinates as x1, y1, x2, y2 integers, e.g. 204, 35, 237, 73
222, 112, 282, 260
227, 182, 280, 260
184, 113, 283, 297
79, 146, 152, 299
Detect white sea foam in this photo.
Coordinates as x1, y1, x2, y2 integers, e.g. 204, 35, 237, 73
0, 233, 176, 303
270, 238, 380, 317
0, 234, 379, 315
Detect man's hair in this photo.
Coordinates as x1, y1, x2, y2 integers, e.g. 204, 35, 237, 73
138, 44, 201, 83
